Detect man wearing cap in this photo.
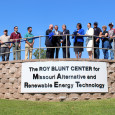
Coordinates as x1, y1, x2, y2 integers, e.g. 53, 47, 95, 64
0, 30, 11, 61
108, 23, 115, 60
93, 22, 102, 59
10, 26, 22, 60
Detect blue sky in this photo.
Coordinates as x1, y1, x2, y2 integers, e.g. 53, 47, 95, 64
0, 0, 115, 60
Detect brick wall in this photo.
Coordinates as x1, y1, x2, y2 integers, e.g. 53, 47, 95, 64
0, 59, 115, 101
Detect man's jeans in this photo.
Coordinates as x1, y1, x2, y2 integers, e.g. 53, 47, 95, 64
94, 43, 100, 59
110, 41, 115, 60
13, 42, 21, 60
102, 40, 110, 59
1, 47, 10, 61
0, 46, 1, 57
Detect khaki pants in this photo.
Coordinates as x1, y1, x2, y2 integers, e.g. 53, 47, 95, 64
13, 42, 21, 60
25, 43, 33, 60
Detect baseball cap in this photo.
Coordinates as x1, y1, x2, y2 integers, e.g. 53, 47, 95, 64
94, 22, 98, 25
108, 22, 114, 26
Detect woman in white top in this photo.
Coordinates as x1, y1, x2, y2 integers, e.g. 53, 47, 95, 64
86, 23, 94, 59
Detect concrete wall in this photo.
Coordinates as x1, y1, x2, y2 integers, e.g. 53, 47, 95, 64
0, 59, 115, 101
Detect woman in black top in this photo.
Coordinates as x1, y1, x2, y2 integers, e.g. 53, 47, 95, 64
100, 26, 109, 59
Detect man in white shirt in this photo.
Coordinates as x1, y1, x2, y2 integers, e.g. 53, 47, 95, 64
0, 30, 11, 61
53, 25, 61, 58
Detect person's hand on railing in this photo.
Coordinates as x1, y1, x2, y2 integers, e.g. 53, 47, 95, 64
99, 35, 102, 37
110, 36, 113, 39
99, 35, 103, 38
99, 35, 103, 40
0, 41, 4, 44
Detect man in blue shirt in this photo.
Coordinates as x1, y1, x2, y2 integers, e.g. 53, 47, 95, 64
25, 27, 34, 60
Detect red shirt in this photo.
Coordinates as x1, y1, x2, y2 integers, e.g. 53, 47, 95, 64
10, 32, 22, 42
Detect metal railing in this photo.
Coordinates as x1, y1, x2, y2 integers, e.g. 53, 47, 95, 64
0, 34, 115, 61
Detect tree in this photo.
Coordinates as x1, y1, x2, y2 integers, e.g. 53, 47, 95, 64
33, 49, 46, 59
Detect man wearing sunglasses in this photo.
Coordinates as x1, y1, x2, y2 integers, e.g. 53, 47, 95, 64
10, 26, 22, 60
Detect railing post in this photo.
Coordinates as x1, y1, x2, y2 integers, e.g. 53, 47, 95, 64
39, 36, 41, 59
13, 42, 15, 60
92, 35, 94, 59
16, 40, 17, 60
66, 34, 68, 58
113, 38, 115, 60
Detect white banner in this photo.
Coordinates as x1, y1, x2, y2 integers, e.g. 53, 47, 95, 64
21, 61, 108, 93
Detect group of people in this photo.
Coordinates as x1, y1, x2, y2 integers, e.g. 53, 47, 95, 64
0, 26, 34, 61
46, 24, 70, 59
46, 22, 115, 60
0, 22, 115, 61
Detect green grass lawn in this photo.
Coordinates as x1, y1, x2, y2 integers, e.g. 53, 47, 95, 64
0, 98, 115, 115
